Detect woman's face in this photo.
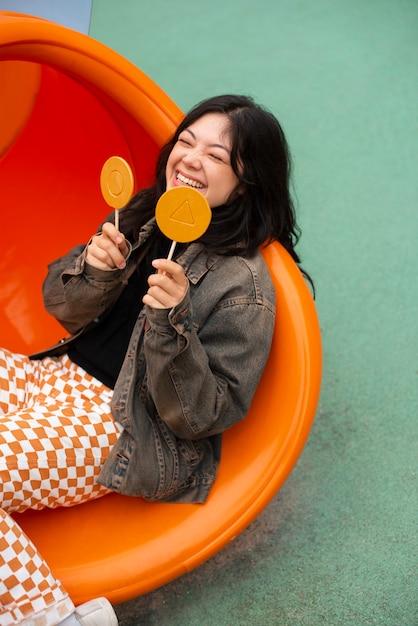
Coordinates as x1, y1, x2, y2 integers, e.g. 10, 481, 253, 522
165, 113, 240, 208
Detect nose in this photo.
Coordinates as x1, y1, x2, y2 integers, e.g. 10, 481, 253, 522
182, 149, 202, 169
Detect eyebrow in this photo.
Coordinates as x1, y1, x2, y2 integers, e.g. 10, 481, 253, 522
183, 128, 230, 153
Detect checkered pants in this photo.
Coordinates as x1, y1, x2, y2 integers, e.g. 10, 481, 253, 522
0, 348, 122, 625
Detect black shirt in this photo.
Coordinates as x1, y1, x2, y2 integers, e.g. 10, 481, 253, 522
68, 233, 171, 388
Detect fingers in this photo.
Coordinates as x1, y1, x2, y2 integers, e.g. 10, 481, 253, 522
143, 259, 188, 309
86, 222, 129, 270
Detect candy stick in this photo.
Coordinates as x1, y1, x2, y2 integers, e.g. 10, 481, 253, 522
167, 240, 177, 261
100, 156, 134, 230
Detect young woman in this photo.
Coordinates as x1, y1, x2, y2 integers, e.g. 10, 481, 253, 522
0, 95, 311, 625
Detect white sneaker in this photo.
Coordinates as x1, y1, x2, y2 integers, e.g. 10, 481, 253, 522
74, 597, 118, 625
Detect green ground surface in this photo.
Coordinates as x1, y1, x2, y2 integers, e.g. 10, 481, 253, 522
92, 1, 417, 623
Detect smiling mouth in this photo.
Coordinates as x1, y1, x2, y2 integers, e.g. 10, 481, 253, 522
176, 172, 204, 189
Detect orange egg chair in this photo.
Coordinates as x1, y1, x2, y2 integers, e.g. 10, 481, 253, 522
0, 12, 322, 606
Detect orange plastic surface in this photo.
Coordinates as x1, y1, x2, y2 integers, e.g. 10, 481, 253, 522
0, 12, 322, 606
0, 59, 41, 157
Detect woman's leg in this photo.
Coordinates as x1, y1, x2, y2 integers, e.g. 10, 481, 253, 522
0, 507, 74, 625
0, 349, 122, 623
0, 349, 121, 511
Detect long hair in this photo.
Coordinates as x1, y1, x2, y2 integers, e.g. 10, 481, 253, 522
123, 95, 313, 287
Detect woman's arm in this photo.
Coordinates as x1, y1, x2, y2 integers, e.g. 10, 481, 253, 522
42, 223, 133, 334
143, 258, 275, 440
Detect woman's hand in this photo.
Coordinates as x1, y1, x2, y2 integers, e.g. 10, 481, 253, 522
143, 259, 189, 309
86, 222, 129, 270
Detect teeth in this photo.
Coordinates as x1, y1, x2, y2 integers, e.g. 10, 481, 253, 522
177, 173, 204, 189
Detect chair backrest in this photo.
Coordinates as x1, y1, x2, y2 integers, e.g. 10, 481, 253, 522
2, 12, 322, 605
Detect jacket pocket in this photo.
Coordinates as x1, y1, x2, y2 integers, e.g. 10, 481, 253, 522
177, 438, 203, 467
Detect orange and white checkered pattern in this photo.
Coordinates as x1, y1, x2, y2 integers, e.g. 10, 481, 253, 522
0, 508, 74, 625
0, 348, 122, 624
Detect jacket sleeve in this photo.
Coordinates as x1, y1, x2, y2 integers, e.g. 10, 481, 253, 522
143, 281, 275, 440
42, 241, 134, 334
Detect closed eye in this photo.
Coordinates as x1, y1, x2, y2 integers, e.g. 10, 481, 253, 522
209, 153, 224, 162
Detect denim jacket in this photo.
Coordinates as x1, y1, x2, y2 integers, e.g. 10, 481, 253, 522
42, 218, 276, 503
